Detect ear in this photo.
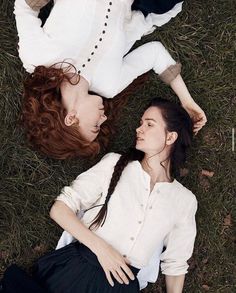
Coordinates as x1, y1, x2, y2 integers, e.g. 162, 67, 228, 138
166, 131, 178, 145
64, 110, 77, 126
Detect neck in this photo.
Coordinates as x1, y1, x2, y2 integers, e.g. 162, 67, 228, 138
61, 75, 89, 111
142, 152, 171, 183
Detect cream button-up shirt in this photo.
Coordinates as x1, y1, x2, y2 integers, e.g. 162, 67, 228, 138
56, 153, 197, 277
14, 0, 183, 97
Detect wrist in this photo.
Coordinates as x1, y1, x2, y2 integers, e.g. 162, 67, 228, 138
87, 235, 106, 255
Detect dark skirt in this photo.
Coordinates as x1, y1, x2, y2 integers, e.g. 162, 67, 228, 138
1, 242, 140, 293
132, 0, 183, 16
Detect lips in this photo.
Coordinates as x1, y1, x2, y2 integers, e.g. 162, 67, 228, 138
136, 137, 144, 141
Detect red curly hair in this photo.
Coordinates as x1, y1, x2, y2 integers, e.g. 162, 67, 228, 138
21, 63, 149, 159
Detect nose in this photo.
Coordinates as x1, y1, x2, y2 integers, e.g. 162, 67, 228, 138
101, 114, 107, 123
136, 126, 143, 134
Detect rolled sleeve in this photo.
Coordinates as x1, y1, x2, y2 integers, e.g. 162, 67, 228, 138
160, 195, 198, 276
55, 153, 120, 213
159, 63, 182, 85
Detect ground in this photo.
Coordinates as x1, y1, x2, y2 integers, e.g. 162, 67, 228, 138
0, 0, 235, 292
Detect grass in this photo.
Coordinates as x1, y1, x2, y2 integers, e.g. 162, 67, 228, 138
0, 0, 235, 292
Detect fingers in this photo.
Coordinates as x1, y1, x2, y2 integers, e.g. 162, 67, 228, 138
111, 270, 125, 284
121, 263, 135, 282
105, 270, 114, 287
105, 264, 135, 287
112, 267, 129, 285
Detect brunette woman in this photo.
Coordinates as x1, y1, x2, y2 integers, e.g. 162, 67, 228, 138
1, 98, 197, 292
14, 0, 206, 159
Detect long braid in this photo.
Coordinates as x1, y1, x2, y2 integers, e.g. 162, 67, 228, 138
89, 149, 143, 230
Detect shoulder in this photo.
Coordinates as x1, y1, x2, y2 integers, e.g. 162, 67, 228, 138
95, 152, 121, 170
172, 179, 198, 208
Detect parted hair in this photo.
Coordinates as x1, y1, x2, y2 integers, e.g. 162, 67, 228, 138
89, 97, 194, 230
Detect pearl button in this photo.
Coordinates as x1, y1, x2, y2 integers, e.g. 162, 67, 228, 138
138, 221, 142, 224
130, 237, 134, 241
140, 204, 144, 207
145, 188, 149, 191
156, 189, 160, 194
149, 206, 152, 209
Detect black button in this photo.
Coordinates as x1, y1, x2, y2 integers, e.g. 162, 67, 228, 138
102, 30, 105, 34
106, 15, 109, 19
78, 70, 81, 74
87, 58, 91, 62
82, 64, 85, 67
95, 45, 98, 49
99, 38, 102, 41
91, 52, 94, 55
108, 8, 111, 12
104, 23, 107, 26
109, 2, 112, 5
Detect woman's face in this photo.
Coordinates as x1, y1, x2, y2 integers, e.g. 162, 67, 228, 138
136, 107, 168, 154
76, 94, 107, 142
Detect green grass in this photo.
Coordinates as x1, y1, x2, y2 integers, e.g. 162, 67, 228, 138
0, 0, 235, 292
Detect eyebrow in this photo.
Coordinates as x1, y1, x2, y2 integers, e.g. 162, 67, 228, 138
140, 118, 157, 123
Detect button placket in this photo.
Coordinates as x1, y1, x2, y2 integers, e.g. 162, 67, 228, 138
77, 1, 112, 74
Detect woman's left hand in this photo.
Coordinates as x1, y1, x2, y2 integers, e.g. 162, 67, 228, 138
182, 101, 207, 134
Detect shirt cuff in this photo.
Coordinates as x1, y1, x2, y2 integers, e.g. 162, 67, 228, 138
159, 63, 182, 85
25, 0, 50, 11
161, 260, 188, 276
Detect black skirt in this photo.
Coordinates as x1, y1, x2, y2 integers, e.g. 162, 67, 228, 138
132, 0, 183, 16
1, 242, 140, 293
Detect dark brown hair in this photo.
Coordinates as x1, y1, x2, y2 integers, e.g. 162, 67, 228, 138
89, 97, 194, 230
21, 64, 149, 159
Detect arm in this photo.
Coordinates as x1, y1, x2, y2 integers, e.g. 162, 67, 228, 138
14, 0, 58, 72
165, 275, 185, 293
170, 75, 207, 133
160, 195, 197, 290
50, 153, 134, 286
117, 41, 206, 133
50, 197, 134, 287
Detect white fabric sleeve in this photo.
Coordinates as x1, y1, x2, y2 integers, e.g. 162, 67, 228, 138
55, 153, 120, 213
117, 41, 177, 94
124, 2, 183, 47
160, 195, 198, 276
14, 0, 59, 72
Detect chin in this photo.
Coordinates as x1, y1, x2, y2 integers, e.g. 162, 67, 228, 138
135, 143, 144, 152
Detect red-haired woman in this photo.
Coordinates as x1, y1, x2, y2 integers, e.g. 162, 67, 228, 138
1, 98, 197, 292
14, 0, 206, 159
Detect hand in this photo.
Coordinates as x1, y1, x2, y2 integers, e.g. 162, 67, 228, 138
182, 101, 207, 135
93, 239, 135, 287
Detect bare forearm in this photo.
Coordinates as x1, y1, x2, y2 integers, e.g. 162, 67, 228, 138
50, 200, 100, 253
165, 275, 185, 293
170, 74, 195, 106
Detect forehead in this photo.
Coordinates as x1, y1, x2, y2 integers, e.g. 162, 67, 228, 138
142, 107, 165, 123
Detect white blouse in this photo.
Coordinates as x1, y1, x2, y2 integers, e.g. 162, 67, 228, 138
14, 0, 183, 98
56, 153, 197, 276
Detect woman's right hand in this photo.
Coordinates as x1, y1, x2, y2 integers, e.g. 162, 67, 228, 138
93, 239, 135, 287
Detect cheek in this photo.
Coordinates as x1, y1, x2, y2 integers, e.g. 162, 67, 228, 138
147, 130, 166, 148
